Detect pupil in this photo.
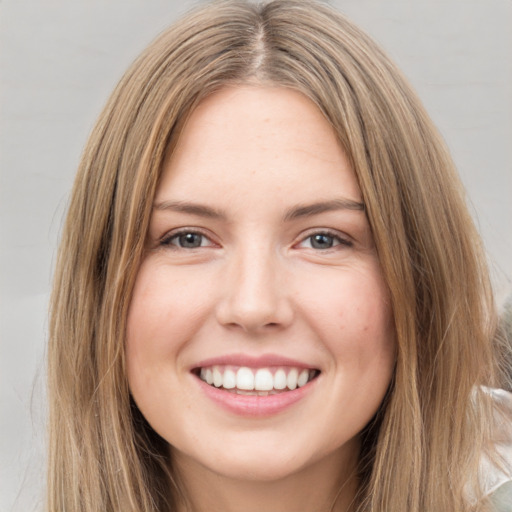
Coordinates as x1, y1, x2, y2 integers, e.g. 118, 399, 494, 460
180, 233, 201, 248
311, 234, 333, 249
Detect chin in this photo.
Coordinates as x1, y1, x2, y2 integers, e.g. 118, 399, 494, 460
203, 453, 310, 483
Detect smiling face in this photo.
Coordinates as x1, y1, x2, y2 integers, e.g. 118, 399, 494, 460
126, 86, 396, 487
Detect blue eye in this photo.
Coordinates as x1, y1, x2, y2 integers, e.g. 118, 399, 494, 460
309, 234, 336, 249
299, 232, 351, 250
162, 231, 211, 249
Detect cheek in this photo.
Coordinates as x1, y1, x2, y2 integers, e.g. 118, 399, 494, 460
341, 288, 395, 370
296, 266, 396, 376
126, 274, 170, 364
125, 263, 189, 398
125, 261, 207, 433
300, 267, 393, 337
126, 260, 209, 363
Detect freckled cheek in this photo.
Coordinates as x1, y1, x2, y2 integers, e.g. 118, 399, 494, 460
328, 309, 395, 389
351, 299, 396, 373
321, 290, 390, 332
308, 276, 395, 360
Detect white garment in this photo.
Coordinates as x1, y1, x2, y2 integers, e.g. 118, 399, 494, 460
482, 388, 512, 496
490, 481, 512, 512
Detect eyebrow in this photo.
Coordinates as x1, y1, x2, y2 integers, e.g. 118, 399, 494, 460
152, 200, 226, 219
283, 198, 365, 221
152, 197, 365, 221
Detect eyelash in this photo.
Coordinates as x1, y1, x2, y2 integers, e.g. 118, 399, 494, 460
159, 228, 352, 252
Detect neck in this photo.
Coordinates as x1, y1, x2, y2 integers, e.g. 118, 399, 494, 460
172, 445, 360, 512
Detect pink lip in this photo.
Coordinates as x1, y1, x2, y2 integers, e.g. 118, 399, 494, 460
191, 353, 315, 370
190, 353, 320, 417
195, 376, 318, 417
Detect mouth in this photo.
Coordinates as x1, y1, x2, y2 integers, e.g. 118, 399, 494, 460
193, 365, 320, 396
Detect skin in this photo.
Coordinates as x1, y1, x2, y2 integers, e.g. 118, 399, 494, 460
126, 86, 396, 512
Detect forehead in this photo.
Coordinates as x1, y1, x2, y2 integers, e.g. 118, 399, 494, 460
157, 86, 362, 208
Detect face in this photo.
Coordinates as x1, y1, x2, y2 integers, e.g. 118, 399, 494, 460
126, 86, 395, 484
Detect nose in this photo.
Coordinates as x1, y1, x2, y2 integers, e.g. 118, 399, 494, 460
215, 245, 294, 333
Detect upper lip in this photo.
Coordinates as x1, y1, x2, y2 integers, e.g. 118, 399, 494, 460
191, 353, 319, 371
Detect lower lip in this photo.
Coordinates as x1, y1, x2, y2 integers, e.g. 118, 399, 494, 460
195, 376, 317, 417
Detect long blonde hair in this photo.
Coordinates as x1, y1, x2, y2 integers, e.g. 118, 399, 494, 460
48, 1, 509, 510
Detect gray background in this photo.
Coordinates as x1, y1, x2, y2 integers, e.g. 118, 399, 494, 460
1, 1, 511, 510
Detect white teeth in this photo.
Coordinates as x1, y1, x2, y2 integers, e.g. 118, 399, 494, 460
198, 365, 317, 391
223, 369, 236, 389
274, 369, 287, 390
236, 367, 255, 390
297, 369, 309, 387
287, 368, 298, 390
254, 368, 273, 391
213, 366, 223, 387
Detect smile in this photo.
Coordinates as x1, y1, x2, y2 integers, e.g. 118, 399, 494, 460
196, 366, 320, 395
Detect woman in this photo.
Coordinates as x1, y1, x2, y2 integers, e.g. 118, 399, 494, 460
47, 0, 512, 510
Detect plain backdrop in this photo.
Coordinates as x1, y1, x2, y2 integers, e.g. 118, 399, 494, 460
1, 1, 511, 510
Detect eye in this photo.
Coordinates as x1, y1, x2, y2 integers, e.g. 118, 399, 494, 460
297, 231, 352, 250
161, 230, 214, 249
